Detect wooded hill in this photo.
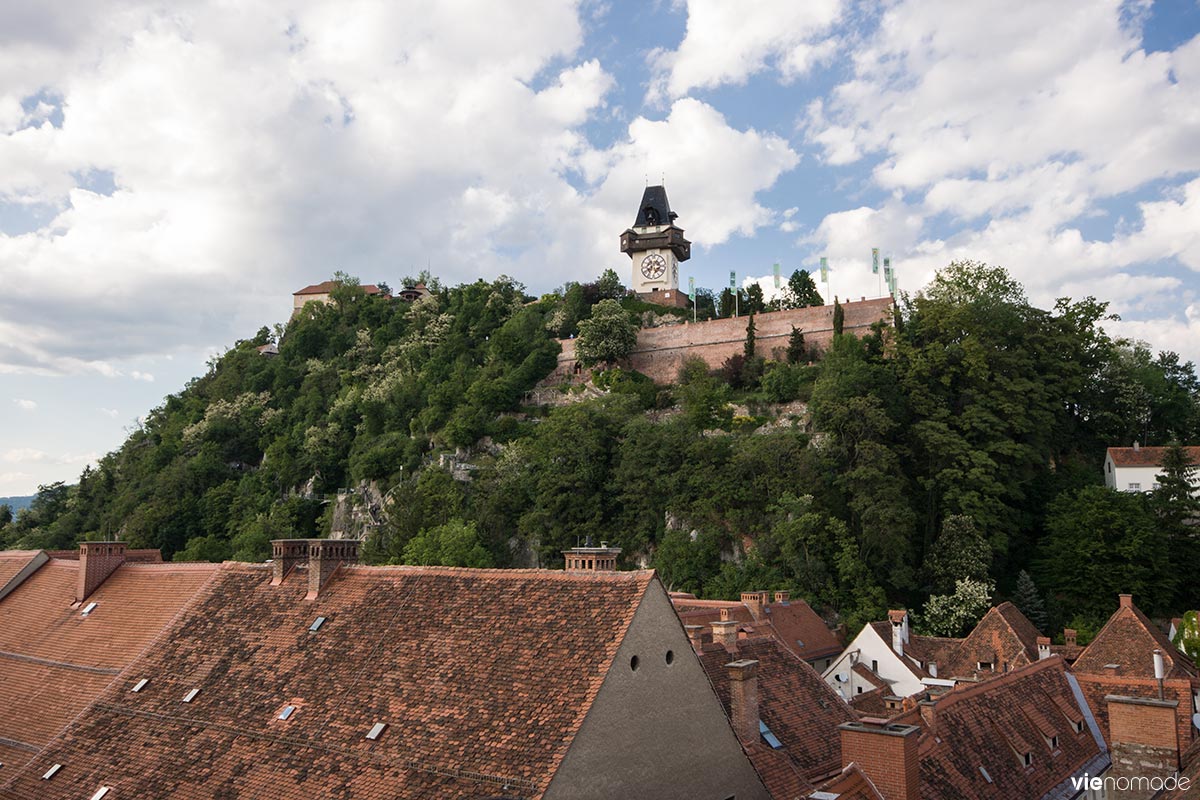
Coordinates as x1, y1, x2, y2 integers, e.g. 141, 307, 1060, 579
2, 263, 1197, 639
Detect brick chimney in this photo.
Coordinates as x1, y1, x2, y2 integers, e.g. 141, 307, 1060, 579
725, 659, 760, 744
1119, 593, 1133, 609
1106, 695, 1181, 785
76, 541, 126, 603
270, 540, 310, 586
889, 610, 908, 658
839, 720, 921, 800
685, 625, 705, 653
1064, 628, 1077, 648
1037, 636, 1051, 660
773, 590, 789, 604
306, 539, 359, 600
711, 620, 739, 650
741, 591, 768, 619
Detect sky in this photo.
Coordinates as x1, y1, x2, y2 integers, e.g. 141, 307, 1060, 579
1, 0, 1199, 496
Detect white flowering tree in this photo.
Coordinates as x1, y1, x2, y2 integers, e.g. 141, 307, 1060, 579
922, 578, 994, 637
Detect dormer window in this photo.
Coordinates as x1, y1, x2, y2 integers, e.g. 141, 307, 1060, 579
1074, 720, 1085, 734
977, 661, 994, 672
1022, 752, 1033, 768
1045, 734, 1059, 751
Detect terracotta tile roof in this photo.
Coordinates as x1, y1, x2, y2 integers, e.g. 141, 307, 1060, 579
700, 636, 855, 781
673, 597, 842, 662
813, 762, 885, 800
0, 552, 41, 590
1074, 597, 1197, 680
917, 659, 1103, 800
1159, 737, 1200, 800
293, 280, 383, 296
848, 685, 891, 717
43, 548, 163, 563
0, 556, 218, 772
745, 744, 815, 800
1, 563, 657, 799
937, 602, 1043, 680
1105, 445, 1200, 467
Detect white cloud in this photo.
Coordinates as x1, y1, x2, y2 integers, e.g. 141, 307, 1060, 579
100, 407, 119, 418
129, 370, 154, 383
2, 447, 97, 466
12, 398, 36, 410
3, 448, 47, 462
647, 0, 844, 102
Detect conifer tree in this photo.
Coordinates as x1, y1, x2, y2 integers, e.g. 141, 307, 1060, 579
744, 314, 756, 361
786, 326, 806, 364
832, 299, 844, 335
1012, 569, 1049, 633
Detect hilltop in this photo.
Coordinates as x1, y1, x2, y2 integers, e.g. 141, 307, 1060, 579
1, 263, 1196, 636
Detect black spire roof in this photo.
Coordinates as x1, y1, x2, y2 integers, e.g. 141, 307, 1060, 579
633, 185, 679, 227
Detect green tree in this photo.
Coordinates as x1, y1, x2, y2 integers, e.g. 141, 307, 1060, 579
832, 299, 844, 335
924, 515, 991, 594
1036, 485, 1174, 619
786, 326, 806, 364
0, 504, 11, 528
1172, 611, 1199, 668
596, 268, 625, 300
922, 578, 994, 637
1012, 570, 1049, 633
788, 269, 823, 308
745, 284, 765, 314
575, 299, 638, 367
743, 314, 756, 361
402, 520, 494, 567
1150, 442, 1200, 607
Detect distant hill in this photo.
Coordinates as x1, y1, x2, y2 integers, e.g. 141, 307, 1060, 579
0, 496, 34, 513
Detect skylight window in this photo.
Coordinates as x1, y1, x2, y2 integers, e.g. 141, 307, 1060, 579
979, 766, 992, 784
81, 602, 98, 616
182, 688, 200, 703
90, 788, 111, 800
759, 720, 783, 750
366, 722, 388, 741
279, 705, 296, 721
42, 764, 62, 780
131, 679, 149, 693
309, 616, 326, 632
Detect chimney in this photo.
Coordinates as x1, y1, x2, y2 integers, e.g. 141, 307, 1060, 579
1037, 636, 1051, 660
927, 661, 938, 678
725, 659, 760, 744
1106, 695, 1181, 779
1119, 593, 1133, 609
719, 607, 732, 621
306, 539, 359, 600
712, 620, 739, 650
889, 610, 907, 658
270, 539, 310, 586
76, 541, 127, 603
1064, 628, 1077, 648
741, 591, 768, 620
1104, 663, 1122, 676
839, 720, 921, 800
685, 625, 705, 652
773, 590, 789, 604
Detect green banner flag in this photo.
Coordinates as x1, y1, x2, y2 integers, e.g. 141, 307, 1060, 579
689, 276, 695, 300
819, 257, 829, 283
872, 248, 880, 275
773, 263, 781, 289
729, 270, 736, 289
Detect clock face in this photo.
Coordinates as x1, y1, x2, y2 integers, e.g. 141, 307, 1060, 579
641, 253, 667, 280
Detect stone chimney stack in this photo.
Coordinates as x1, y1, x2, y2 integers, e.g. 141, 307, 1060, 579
1106, 695, 1181, 788
711, 620, 739, 651
306, 539, 359, 600
76, 541, 127, 603
725, 659, 760, 744
839, 720, 921, 800
685, 625, 705, 653
1064, 628, 1077, 648
740, 591, 768, 620
1037, 636, 1051, 660
773, 590, 789, 604
270, 540, 310, 586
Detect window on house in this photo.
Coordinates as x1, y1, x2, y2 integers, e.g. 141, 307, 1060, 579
278, 705, 297, 721
871, 659, 878, 672
979, 766, 993, 784
1074, 720, 1085, 734
977, 661, 994, 672
131, 678, 149, 693
42, 764, 62, 780
309, 616, 326, 632
1022, 752, 1033, 768
1127, 482, 1140, 491
367, 722, 388, 741
759, 721, 784, 749
1049, 735, 1059, 750
856, 686, 863, 694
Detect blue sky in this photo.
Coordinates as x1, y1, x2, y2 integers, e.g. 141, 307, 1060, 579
1, 0, 1199, 496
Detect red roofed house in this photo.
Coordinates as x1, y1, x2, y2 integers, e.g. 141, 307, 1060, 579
822, 610, 958, 702
1070, 593, 1200, 791
0, 539, 770, 800
292, 280, 388, 317
0, 543, 218, 773
935, 601, 1045, 681
1103, 444, 1200, 494
672, 590, 844, 672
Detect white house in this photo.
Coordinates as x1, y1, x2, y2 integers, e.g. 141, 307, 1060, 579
822, 610, 952, 701
1103, 444, 1200, 493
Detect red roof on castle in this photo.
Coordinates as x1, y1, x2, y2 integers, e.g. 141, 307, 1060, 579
293, 281, 384, 296
1105, 445, 1200, 467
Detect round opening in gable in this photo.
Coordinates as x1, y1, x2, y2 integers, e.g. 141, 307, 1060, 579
630, 655, 640, 672
665, 650, 675, 665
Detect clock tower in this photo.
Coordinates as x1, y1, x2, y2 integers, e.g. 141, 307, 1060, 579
620, 185, 691, 305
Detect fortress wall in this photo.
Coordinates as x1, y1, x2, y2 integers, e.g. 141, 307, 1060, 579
555, 296, 894, 384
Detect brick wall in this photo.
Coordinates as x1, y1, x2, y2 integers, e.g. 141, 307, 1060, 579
556, 297, 894, 384
839, 721, 920, 800
1077, 673, 1197, 752
76, 541, 127, 602
1108, 696, 1180, 753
